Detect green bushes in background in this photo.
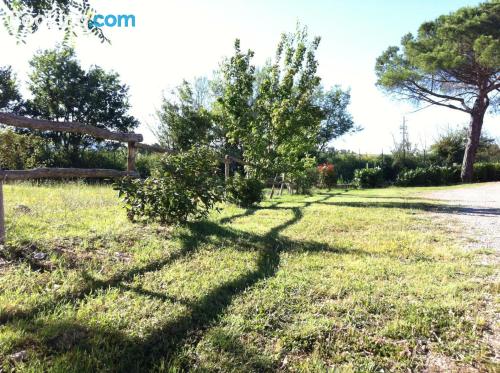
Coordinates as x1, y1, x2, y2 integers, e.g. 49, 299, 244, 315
0, 130, 50, 169
396, 166, 461, 187
135, 153, 163, 178
473, 162, 500, 182
395, 163, 500, 187
353, 167, 385, 188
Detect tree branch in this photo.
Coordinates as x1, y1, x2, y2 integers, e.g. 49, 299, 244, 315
400, 85, 471, 113
406, 81, 472, 112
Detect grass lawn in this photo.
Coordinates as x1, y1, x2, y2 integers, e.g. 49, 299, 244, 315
0, 183, 496, 372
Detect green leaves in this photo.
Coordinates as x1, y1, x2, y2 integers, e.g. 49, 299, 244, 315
219, 26, 324, 179
157, 80, 214, 151
315, 86, 356, 150
2, 1, 108, 43
225, 173, 264, 208
25, 47, 139, 155
473, 35, 500, 68
353, 168, 385, 189
0, 66, 22, 112
376, 0, 500, 128
115, 147, 224, 225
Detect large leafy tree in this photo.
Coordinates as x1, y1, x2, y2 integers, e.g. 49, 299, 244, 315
156, 80, 214, 151
315, 86, 357, 151
215, 39, 256, 164
0, 66, 21, 112
26, 47, 138, 162
218, 28, 325, 180
376, 1, 500, 182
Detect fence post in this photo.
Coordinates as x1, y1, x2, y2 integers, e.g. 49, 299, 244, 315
127, 142, 137, 175
0, 181, 5, 245
224, 155, 230, 181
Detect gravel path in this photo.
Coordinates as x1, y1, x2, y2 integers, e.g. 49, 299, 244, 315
426, 182, 500, 251
425, 182, 500, 369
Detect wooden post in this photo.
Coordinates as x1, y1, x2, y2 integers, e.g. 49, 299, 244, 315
127, 142, 137, 175
279, 173, 285, 196
0, 181, 5, 245
269, 174, 278, 199
224, 155, 230, 182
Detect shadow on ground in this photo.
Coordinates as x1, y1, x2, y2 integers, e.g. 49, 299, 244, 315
1, 191, 495, 371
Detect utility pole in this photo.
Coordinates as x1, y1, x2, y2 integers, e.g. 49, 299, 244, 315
400, 116, 410, 162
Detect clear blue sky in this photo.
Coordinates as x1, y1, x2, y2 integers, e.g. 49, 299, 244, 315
1, 0, 496, 152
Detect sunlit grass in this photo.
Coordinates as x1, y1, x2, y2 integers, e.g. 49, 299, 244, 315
0, 182, 496, 372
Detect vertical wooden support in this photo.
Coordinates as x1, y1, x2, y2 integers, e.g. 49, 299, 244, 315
279, 173, 285, 196
269, 174, 278, 199
0, 181, 5, 245
224, 155, 230, 182
127, 142, 137, 175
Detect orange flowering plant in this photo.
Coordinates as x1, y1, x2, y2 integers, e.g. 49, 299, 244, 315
317, 163, 337, 189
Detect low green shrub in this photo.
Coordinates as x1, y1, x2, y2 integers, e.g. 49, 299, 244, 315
226, 173, 264, 207
473, 162, 500, 182
114, 147, 224, 225
353, 167, 385, 189
0, 129, 50, 169
286, 168, 317, 195
396, 165, 461, 186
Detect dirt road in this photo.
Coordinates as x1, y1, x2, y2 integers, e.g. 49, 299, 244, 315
426, 182, 500, 251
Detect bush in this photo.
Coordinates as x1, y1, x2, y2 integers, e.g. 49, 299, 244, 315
318, 150, 432, 183
473, 162, 500, 182
353, 167, 385, 189
0, 129, 50, 169
135, 153, 163, 178
226, 173, 264, 207
289, 167, 318, 195
80, 149, 126, 170
317, 163, 337, 189
318, 152, 374, 182
114, 147, 224, 225
286, 157, 318, 195
396, 165, 461, 186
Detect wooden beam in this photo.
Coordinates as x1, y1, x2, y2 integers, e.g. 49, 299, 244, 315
0, 168, 139, 181
136, 143, 174, 153
0, 113, 143, 143
227, 155, 248, 166
135, 143, 251, 168
0, 181, 4, 245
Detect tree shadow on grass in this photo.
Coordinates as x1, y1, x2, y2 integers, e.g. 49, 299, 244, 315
15, 190, 478, 371
0, 237, 199, 324
1, 195, 370, 371
315, 201, 500, 217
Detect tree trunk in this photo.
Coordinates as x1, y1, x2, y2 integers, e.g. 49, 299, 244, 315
461, 97, 489, 183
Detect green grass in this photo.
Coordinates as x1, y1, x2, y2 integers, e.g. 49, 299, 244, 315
0, 183, 497, 372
